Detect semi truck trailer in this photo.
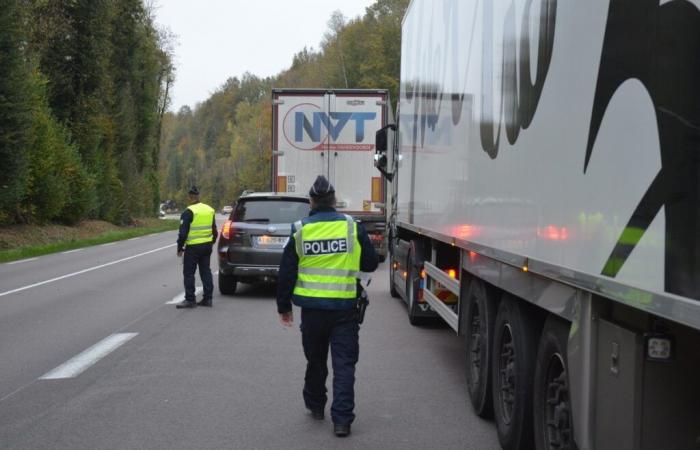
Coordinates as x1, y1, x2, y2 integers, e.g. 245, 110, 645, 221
271, 88, 391, 260
374, 1, 700, 449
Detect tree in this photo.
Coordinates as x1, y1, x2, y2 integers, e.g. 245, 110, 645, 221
0, 0, 174, 225
0, 0, 32, 223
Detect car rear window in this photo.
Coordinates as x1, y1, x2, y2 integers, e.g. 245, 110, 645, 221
233, 199, 310, 224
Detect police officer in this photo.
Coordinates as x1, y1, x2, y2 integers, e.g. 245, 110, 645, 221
277, 175, 378, 437
176, 186, 217, 308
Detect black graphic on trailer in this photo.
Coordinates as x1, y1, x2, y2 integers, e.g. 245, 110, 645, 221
586, 0, 700, 299
479, 0, 557, 159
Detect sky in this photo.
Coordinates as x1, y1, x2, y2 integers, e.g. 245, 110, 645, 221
153, 0, 377, 111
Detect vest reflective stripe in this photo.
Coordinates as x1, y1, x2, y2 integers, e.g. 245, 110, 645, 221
295, 280, 356, 292
344, 215, 355, 254
293, 215, 361, 300
294, 220, 303, 255
186, 203, 215, 245
298, 267, 360, 278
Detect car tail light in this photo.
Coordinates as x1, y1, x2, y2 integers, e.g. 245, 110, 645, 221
369, 232, 383, 243
222, 220, 233, 239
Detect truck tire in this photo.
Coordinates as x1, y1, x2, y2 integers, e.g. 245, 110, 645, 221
406, 241, 427, 326
465, 279, 497, 418
218, 272, 237, 295
389, 254, 401, 299
492, 295, 538, 450
534, 316, 575, 450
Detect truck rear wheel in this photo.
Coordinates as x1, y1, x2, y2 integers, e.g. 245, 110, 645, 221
492, 295, 538, 450
218, 272, 237, 295
534, 316, 575, 450
465, 280, 496, 418
389, 254, 401, 299
406, 241, 427, 326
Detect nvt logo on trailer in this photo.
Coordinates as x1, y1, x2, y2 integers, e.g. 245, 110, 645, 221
282, 103, 376, 151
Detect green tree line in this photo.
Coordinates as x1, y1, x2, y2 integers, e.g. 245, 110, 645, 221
159, 0, 408, 209
0, 0, 173, 225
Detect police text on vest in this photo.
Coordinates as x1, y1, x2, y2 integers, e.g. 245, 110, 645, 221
303, 239, 348, 255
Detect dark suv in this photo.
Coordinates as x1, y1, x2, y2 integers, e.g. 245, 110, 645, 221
217, 192, 310, 294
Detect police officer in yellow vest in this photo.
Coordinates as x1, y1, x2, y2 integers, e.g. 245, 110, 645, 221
277, 175, 378, 437
176, 186, 217, 308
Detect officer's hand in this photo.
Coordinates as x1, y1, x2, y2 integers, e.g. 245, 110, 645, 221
279, 311, 293, 327
177, 250, 183, 257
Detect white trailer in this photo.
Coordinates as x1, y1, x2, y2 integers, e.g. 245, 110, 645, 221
271, 88, 391, 259
375, 1, 700, 449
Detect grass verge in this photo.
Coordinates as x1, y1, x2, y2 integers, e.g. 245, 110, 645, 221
0, 218, 180, 264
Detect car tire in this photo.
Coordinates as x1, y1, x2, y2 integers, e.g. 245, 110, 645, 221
219, 272, 238, 295
465, 279, 497, 419
492, 295, 538, 450
534, 316, 575, 450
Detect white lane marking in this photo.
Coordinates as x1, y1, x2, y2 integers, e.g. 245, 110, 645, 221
7, 258, 39, 265
40, 333, 138, 380
0, 244, 176, 298
166, 286, 203, 304
62, 249, 83, 254
126, 237, 141, 241
100, 242, 117, 247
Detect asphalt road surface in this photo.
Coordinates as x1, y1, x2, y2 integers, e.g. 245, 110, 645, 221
0, 217, 500, 449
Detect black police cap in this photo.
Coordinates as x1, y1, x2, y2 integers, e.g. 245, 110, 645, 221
188, 186, 200, 195
309, 175, 335, 198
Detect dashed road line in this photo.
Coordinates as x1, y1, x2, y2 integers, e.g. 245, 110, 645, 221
40, 333, 138, 380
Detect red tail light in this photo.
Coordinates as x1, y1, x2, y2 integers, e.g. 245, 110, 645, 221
222, 220, 233, 239
369, 232, 383, 243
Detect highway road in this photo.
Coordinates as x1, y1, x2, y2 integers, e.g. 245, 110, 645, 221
0, 217, 500, 449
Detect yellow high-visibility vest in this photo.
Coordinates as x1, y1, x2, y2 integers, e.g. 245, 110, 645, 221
185, 203, 215, 245
293, 215, 361, 300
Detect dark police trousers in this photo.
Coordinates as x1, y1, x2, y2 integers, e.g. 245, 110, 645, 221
300, 308, 359, 426
183, 243, 213, 302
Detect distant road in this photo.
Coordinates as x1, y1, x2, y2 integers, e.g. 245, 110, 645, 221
0, 219, 500, 449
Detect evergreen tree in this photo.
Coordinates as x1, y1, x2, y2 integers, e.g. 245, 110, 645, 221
0, 0, 32, 224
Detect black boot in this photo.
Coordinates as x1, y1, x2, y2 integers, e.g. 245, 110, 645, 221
333, 424, 350, 437
175, 300, 196, 309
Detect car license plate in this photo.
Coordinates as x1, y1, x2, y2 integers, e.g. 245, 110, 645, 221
254, 235, 288, 248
